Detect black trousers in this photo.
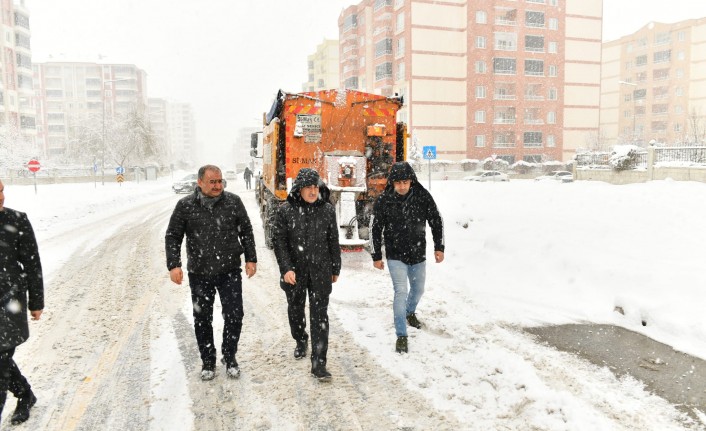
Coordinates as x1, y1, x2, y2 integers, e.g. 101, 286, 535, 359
281, 274, 330, 369
188, 271, 244, 368
0, 347, 31, 397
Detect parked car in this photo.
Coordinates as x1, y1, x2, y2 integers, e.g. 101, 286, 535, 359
535, 171, 574, 183
172, 173, 198, 194
463, 170, 510, 182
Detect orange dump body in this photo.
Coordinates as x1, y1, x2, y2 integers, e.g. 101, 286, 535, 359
261, 89, 405, 201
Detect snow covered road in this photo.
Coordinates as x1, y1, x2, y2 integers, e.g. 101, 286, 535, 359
2, 177, 704, 430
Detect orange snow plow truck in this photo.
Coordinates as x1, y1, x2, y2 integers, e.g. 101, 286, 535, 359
252, 89, 407, 250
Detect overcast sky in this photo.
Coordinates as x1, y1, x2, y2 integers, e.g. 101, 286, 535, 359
27, 0, 706, 165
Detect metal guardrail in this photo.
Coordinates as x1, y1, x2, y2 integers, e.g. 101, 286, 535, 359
576, 146, 706, 169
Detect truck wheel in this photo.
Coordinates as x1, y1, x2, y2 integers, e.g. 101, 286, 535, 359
264, 201, 276, 250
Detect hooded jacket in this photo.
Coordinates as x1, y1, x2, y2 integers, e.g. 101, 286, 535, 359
0, 208, 44, 351
371, 162, 445, 265
273, 169, 341, 292
165, 189, 257, 275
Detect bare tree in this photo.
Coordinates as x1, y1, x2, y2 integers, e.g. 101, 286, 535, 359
107, 107, 160, 169
687, 107, 706, 145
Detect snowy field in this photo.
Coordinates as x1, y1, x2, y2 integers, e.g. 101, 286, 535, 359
3, 173, 705, 429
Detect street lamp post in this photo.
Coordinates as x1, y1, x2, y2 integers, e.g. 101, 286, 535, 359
101, 77, 136, 185
618, 80, 638, 144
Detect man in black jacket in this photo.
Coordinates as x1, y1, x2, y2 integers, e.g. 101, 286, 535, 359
0, 179, 43, 425
273, 169, 341, 381
165, 165, 257, 381
371, 162, 444, 354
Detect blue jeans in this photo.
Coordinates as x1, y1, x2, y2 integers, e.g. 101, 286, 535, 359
387, 260, 426, 337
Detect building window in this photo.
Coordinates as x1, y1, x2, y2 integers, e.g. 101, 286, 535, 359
475, 110, 486, 123
476, 36, 486, 49
476, 85, 486, 98
343, 14, 357, 31
525, 59, 544, 76
635, 55, 648, 66
677, 51, 685, 61
360, 57, 366, 67
523, 131, 543, 147
475, 135, 486, 147
476, 11, 487, 24
493, 57, 517, 74
495, 32, 517, 51
548, 41, 557, 53
654, 32, 671, 45
493, 131, 516, 148
525, 35, 544, 52
678, 31, 686, 41
547, 111, 556, 124
375, 38, 393, 58
396, 12, 405, 32
374, 0, 393, 11
676, 69, 684, 78
495, 7, 518, 26
548, 87, 557, 100
674, 123, 682, 132
548, 65, 558, 77
675, 105, 683, 114
653, 50, 671, 63
525, 11, 545, 27
396, 62, 405, 80
375, 62, 393, 81
396, 37, 405, 57
675, 86, 684, 96
653, 68, 669, 80
547, 135, 556, 147
633, 89, 646, 100
475, 60, 486, 74
548, 18, 558, 30
344, 76, 359, 89
549, 0, 558, 5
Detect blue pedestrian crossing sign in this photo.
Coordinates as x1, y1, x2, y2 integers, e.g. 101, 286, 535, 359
116, 166, 125, 174
422, 146, 437, 160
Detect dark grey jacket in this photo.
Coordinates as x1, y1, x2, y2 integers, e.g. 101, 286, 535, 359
273, 170, 341, 293
0, 208, 44, 351
165, 189, 257, 275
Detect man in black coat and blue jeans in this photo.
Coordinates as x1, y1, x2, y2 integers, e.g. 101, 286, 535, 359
165, 165, 257, 381
0, 179, 43, 425
273, 168, 341, 381
371, 162, 445, 354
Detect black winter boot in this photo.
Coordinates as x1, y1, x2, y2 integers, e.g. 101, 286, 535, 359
310, 365, 332, 382
11, 389, 36, 425
395, 336, 408, 353
293, 340, 308, 360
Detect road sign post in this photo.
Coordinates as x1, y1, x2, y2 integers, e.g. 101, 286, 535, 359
27, 159, 40, 194
422, 145, 437, 190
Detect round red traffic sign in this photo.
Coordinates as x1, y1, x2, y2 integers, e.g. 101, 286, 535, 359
27, 159, 41, 172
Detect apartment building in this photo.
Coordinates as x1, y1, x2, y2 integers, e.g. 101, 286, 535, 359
165, 101, 196, 165
33, 62, 147, 158
303, 39, 340, 92
600, 18, 706, 147
148, 97, 169, 163
338, 0, 602, 162
0, 0, 37, 153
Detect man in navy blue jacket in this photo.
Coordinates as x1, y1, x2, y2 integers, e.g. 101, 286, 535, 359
371, 162, 445, 353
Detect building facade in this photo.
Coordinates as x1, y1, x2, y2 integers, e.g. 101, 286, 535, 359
0, 0, 37, 156
338, 0, 602, 162
600, 18, 706, 148
33, 61, 147, 159
165, 101, 196, 165
303, 39, 340, 92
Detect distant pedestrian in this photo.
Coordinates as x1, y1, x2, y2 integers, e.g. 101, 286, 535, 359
0, 179, 44, 425
273, 168, 341, 381
371, 162, 445, 354
165, 165, 257, 381
243, 167, 253, 190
